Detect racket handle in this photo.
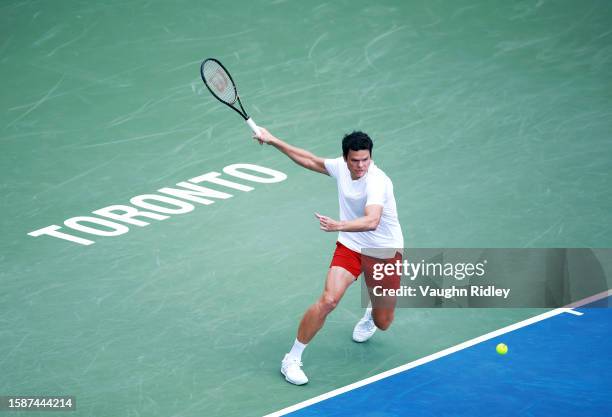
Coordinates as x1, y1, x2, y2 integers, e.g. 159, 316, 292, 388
246, 117, 261, 136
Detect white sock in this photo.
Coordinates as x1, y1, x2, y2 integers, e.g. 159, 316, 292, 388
288, 338, 307, 361
364, 307, 373, 320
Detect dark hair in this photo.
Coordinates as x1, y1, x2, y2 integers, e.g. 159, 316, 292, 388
342, 131, 373, 158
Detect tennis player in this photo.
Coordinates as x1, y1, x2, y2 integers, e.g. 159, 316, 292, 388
254, 128, 404, 385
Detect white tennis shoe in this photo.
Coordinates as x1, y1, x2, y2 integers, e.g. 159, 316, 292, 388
281, 354, 308, 385
352, 308, 376, 342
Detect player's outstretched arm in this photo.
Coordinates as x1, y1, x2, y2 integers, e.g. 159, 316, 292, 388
254, 127, 328, 175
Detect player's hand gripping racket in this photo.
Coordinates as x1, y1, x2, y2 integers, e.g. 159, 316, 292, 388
200, 58, 261, 137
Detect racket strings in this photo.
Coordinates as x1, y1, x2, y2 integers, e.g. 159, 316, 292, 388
202, 60, 237, 105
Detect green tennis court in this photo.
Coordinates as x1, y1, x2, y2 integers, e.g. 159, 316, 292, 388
2, 1, 611, 416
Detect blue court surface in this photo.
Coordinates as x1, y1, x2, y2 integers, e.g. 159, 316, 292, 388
267, 295, 612, 417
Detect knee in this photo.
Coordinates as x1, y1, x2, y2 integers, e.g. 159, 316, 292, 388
373, 311, 394, 331
318, 293, 339, 314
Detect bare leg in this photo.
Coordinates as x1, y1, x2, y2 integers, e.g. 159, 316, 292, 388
296, 266, 355, 344
367, 288, 397, 331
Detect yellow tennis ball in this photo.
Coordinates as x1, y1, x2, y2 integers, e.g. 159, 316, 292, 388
496, 343, 508, 355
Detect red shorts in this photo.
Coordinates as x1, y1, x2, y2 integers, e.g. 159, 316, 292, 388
330, 242, 402, 290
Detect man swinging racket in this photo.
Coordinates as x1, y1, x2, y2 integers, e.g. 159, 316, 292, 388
254, 127, 404, 386
200, 59, 402, 384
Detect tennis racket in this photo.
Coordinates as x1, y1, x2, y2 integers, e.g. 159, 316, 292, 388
200, 58, 260, 136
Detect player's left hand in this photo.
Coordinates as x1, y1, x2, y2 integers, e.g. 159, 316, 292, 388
315, 212, 341, 232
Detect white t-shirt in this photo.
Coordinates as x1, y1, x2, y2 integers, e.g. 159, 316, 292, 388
324, 157, 404, 253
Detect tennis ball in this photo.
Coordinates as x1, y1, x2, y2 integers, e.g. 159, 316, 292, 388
496, 343, 508, 355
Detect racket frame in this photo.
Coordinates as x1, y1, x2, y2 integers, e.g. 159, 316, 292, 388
200, 58, 255, 124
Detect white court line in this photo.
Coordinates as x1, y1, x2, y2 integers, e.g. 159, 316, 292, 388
565, 289, 612, 309
563, 309, 584, 316
263, 308, 580, 416
264, 290, 611, 416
